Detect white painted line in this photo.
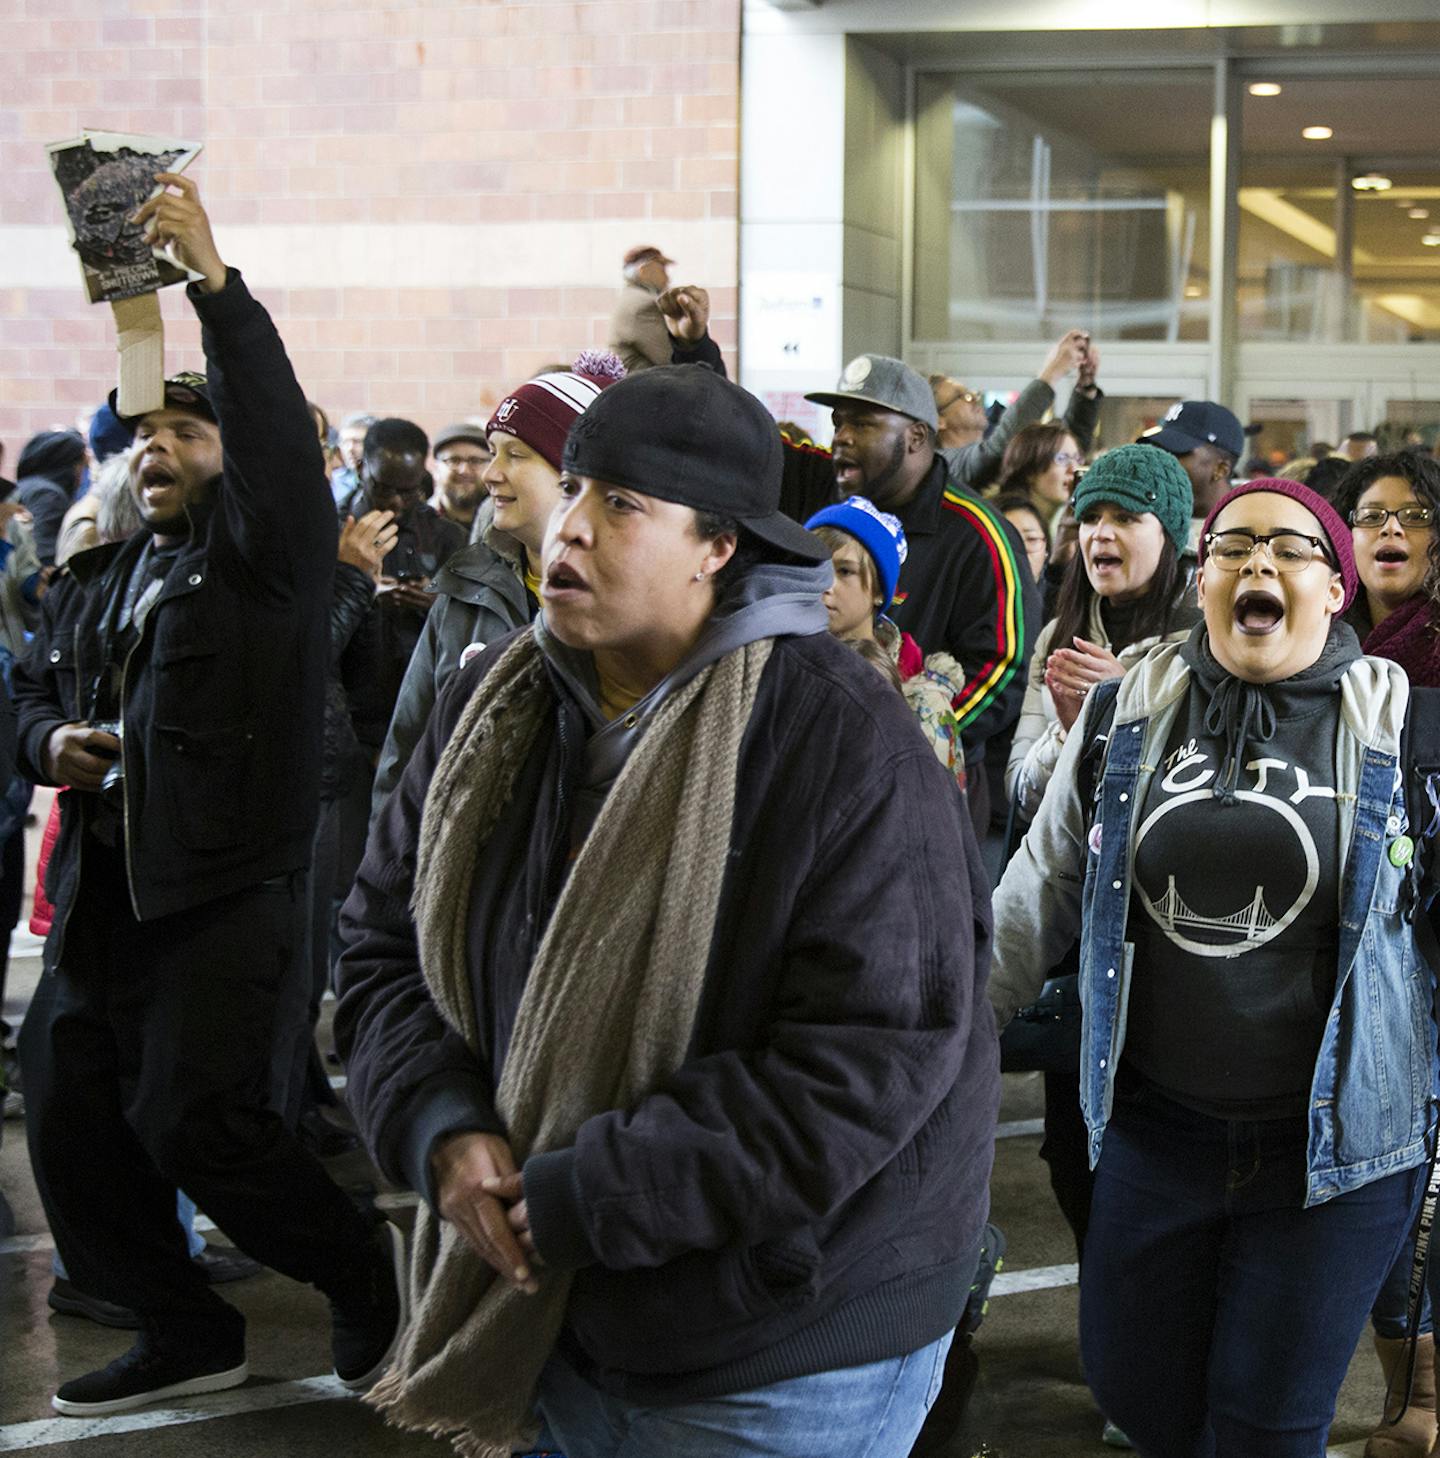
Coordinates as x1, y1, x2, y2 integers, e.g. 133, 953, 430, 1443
996, 1118, 1044, 1140
0, 1374, 348, 1451
991, 1262, 1078, 1297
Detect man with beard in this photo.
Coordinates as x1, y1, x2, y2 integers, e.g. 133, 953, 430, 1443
806, 354, 1039, 835
13, 172, 403, 1417
429, 423, 491, 536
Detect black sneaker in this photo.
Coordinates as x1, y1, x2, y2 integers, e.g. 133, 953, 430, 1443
193, 1244, 264, 1285
52, 1327, 247, 1416
48, 1277, 141, 1330
330, 1220, 407, 1391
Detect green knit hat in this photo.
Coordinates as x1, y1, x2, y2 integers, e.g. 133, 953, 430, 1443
1071, 443, 1193, 550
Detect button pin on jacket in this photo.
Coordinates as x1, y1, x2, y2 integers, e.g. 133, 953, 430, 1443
1390, 835, 1415, 868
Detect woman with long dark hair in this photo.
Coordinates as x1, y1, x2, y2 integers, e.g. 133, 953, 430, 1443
993, 421, 1084, 529
1007, 445, 1198, 822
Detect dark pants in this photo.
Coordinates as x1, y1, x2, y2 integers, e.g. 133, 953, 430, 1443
19, 840, 377, 1336
1040, 1068, 1093, 1265
1081, 1075, 1421, 1457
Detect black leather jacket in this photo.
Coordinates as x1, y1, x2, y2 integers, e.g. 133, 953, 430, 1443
13, 271, 336, 935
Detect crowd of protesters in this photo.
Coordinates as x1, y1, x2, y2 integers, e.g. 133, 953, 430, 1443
2, 174, 1440, 1458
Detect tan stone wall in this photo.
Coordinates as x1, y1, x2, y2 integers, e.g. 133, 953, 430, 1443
1, 0, 740, 457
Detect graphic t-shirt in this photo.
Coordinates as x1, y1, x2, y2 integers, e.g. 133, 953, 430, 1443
1122, 686, 1342, 1119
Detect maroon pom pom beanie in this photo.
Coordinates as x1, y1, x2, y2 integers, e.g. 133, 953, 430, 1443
485, 350, 626, 470
1200, 476, 1358, 610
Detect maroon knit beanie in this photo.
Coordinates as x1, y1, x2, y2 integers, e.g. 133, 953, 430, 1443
485, 350, 626, 470
1199, 477, 1358, 611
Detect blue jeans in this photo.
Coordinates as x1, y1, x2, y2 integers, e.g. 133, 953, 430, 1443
1081, 1074, 1421, 1458
534, 1333, 953, 1458
1371, 1218, 1437, 1340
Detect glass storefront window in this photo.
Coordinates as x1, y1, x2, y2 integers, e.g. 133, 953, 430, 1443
1237, 79, 1440, 344
913, 70, 1212, 344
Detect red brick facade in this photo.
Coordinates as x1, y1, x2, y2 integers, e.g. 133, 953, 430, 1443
1, 0, 740, 458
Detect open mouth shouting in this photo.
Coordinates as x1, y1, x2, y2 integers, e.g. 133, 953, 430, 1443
137, 461, 179, 507
1233, 589, 1285, 636
1372, 544, 1411, 572
543, 558, 590, 601
1088, 550, 1123, 580
832, 456, 862, 490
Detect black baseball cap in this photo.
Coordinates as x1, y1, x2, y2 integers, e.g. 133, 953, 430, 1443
108, 371, 217, 428
561, 365, 828, 563
1138, 400, 1244, 461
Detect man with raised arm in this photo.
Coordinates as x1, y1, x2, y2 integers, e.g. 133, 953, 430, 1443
14, 174, 405, 1418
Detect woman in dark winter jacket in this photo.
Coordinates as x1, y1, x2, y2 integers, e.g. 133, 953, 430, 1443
337, 366, 998, 1458
991, 477, 1438, 1457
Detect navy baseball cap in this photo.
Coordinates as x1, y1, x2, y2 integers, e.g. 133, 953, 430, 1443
1138, 400, 1244, 462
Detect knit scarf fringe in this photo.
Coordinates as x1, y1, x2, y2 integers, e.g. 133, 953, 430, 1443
365, 627, 774, 1456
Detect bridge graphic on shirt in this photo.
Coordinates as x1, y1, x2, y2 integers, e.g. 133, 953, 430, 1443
1147, 877, 1279, 944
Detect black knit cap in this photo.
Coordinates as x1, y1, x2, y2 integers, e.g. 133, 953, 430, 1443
561, 365, 828, 562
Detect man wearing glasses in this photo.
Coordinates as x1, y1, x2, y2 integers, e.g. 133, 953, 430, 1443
926, 328, 1104, 491
430, 423, 492, 538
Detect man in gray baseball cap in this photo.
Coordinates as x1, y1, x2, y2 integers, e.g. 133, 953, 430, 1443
805, 353, 1039, 839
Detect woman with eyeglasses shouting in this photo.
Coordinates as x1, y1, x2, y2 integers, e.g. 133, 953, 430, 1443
989, 476, 1439, 1456
1332, 452, 1440, 1458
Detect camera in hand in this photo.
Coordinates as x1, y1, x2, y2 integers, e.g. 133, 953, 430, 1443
89, 719, 125, 806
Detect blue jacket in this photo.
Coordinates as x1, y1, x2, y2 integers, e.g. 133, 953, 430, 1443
990, 641, 1437, 1207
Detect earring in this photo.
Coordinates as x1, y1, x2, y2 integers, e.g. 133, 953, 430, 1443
694, 571, 706, 581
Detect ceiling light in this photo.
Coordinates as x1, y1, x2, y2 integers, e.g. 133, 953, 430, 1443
1248, 82, 1282, 97
1184, 284, 1202, 298
1352, 174, 1393, 192
1411, 209, 1431, 220
1423, 235, 1440, 248
1302, 125, 1334, 141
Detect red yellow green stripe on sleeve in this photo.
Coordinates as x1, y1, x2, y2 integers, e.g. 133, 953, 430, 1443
940, 488, 1024, 731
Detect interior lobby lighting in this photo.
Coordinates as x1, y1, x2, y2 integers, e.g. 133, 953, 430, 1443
1248, 82, 1282, 97
1352, 174, 1393, 192
1411, 208, 1431, 220
1423, 235, 1440, 247
1302, 125, 1334, 140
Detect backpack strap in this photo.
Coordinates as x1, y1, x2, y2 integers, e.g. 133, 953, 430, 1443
1075, 677, 1123, 822
1402, 685, 1440, 958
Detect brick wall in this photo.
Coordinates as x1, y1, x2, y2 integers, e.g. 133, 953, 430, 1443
0, 0, 740, 463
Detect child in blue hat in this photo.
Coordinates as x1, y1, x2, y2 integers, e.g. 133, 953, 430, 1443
806, 496, 967, 791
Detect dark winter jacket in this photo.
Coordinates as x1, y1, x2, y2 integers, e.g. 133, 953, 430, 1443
336, 622, 999, 1402
13, 271, 336, 934
370, 520, 530, 818
323, 561, 377, 801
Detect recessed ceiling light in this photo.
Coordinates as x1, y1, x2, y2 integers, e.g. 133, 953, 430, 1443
1423, 235, 1440, 248
1302, 125, 1334, 141
1411, 208, 1431, 220
1248, 82, 1282, 97
1352, 174, 1393, 192
1184, 284, 1202, 298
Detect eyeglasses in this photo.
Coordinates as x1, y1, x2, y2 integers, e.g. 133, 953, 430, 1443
437, 453, 490, 470
1349, 504, 1434, 530
1204, 529, 1335, 574
937, 388, 982, 411
1054, 452, 1084, 467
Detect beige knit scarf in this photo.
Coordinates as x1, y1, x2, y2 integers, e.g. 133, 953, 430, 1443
367, 626, 773, 1457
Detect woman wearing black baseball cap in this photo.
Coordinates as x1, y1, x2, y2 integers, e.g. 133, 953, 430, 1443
338, 365, 1002, 1458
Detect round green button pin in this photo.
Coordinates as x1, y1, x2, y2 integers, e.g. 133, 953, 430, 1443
1390, 834, 1415, 868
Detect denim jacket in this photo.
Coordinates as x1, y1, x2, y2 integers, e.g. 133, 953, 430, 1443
991, 641, 1437, 1207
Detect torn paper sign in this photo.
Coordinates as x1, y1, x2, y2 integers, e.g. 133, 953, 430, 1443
47, 130, 202, 304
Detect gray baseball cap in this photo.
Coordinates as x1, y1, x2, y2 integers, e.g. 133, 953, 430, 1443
805, 354, 940, 432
